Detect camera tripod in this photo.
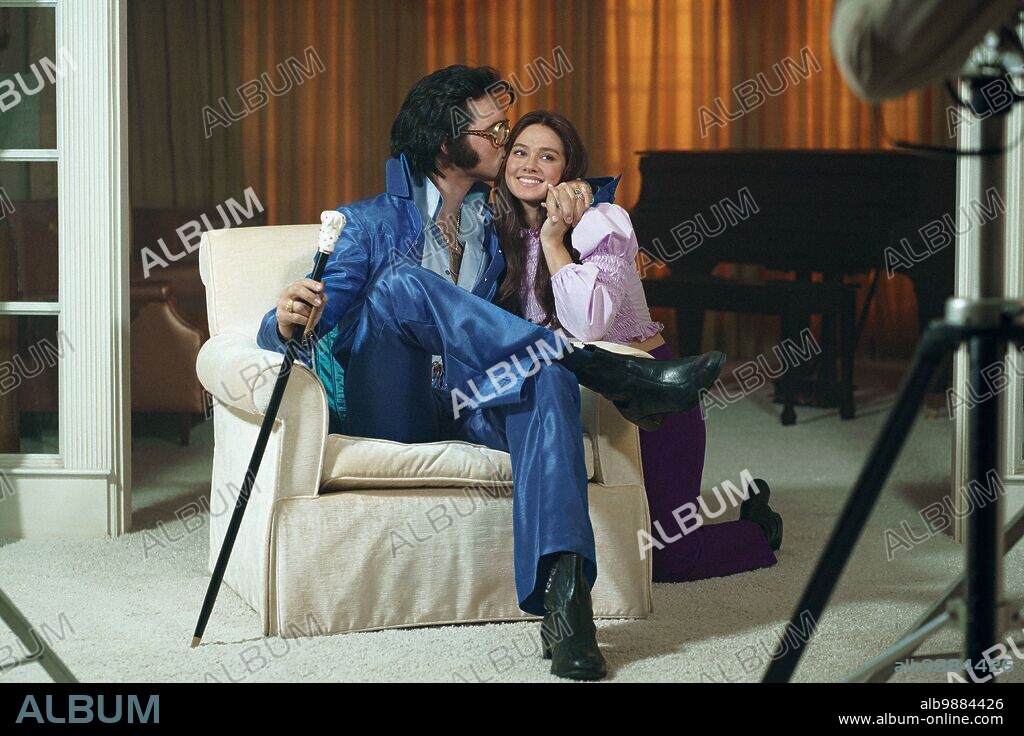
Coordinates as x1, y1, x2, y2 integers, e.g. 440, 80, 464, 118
764, 54, 1024, 683
0, 587, 76, 683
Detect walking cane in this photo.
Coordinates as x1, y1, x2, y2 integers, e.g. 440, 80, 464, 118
191, 211, 346, 648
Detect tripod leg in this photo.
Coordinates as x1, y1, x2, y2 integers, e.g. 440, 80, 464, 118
847, 610, 954, 682
965, 334, 1002, 676
850, 502, 1024, 682
0, 588, 77, 683
762, 322, 957, 682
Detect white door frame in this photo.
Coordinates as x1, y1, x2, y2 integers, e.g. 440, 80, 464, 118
0, 0, 130, 538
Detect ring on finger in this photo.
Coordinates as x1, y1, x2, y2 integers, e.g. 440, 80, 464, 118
286, 299, 294, 313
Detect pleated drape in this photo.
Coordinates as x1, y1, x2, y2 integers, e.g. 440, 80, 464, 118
132, 0, 951, 358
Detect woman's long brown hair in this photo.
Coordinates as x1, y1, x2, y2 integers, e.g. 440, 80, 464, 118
494, 110, 588, 328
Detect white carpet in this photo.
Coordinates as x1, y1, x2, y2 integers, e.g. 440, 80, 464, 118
2, 362, 1023, 683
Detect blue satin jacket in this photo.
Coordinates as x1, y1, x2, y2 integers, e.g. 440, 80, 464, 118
256, 154, 620, 369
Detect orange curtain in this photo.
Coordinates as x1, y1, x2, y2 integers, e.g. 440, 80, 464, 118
128, 0, 245, 209
238, 0, 949, 359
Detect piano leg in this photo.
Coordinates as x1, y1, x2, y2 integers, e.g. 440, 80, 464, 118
779, 272, 821, 405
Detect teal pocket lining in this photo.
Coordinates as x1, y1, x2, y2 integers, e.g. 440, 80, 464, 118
313, 325, 346, 434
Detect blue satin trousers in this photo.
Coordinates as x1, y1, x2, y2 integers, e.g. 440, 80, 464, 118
340, 264, 597, 615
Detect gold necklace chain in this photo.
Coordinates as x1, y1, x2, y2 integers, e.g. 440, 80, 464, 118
440, 209, 463, 282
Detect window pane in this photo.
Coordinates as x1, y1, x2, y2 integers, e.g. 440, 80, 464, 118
0, 315, 63, 455
0, 161, 58, 301
0, 7, 58, 149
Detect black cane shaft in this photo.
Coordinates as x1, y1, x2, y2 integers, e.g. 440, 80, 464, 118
192, 356, 296, 645
763, 325, 953, 682
192, 250, 331, 647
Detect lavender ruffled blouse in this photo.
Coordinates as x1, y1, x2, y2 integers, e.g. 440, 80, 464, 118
518, 203, 664, 345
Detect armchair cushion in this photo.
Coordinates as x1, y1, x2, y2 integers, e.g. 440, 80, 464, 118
321, 432, 595, 492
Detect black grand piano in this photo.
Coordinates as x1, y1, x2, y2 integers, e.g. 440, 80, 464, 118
630, 150, 956, 422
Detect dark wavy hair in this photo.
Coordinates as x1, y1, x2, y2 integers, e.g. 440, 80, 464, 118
390, 65, 514, 185
494, 111, 588, 328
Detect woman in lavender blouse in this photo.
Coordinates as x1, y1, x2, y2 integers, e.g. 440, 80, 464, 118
493, 111, 782, 583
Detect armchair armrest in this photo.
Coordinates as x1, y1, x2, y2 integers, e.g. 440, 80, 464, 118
197, 333, 329, 500
197, 334, 322, 414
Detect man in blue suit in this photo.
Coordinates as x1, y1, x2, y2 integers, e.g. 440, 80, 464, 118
256, 66, 723, 680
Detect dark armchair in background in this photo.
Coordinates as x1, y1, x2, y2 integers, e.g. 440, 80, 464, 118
129, 278, 208, 445
3, 199, 265, 446
128, 206, 268, 444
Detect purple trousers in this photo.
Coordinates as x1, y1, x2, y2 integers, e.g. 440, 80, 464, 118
640, 343, 777, 583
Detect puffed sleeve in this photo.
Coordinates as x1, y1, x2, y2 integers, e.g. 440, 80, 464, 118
550, 204, 638, 342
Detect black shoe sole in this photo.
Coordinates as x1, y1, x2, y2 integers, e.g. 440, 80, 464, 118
541, 637, 607, 679
741, 479, 782, 551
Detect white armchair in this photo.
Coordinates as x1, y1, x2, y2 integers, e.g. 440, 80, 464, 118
197, 224, 653, 637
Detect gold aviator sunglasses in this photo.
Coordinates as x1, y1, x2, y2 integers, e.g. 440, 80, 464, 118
462, 119, 511, 148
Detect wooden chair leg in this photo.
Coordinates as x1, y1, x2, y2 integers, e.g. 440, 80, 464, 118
840, 292, 856, 420
780, 305, 798, 426
179, 413, 191, 446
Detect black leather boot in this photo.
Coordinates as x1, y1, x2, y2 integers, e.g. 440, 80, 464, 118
563, 345, 725, 431
740, 478, 783, 551
540, 553, 607, 681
